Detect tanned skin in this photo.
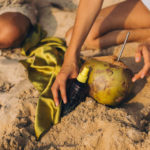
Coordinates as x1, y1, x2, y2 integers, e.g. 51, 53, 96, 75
52, 0, 150, 106
0, 12, 31, 48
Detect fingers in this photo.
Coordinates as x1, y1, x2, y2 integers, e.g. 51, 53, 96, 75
60, 82, 67, 104
132, 65, 149, 82
51, 83, 60, 106
135, 45, 142, 63
132, 44, 150, 82
142, 65, 150, 78
51, 73, 68, 106
51, 60, 79, 106
143, 46, 150, 65
132, 70, 142, 82
70, 71, 78, 79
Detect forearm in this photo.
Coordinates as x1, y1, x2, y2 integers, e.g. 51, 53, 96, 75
66, 0, 104, 58
52, 0, 104, 104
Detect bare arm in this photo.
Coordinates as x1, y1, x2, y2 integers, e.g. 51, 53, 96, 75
67, 0, 104, 57
51, 0, 104, 106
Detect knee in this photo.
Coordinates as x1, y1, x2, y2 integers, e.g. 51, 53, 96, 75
0, 24, 22, 48
65, 26, 96, 48
84, 35, 96, 47
0, 12, 31, 48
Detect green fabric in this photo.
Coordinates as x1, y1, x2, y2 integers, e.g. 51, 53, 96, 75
21, 25, 66, 139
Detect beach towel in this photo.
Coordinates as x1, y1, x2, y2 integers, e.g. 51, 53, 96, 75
21, 25, 66, 139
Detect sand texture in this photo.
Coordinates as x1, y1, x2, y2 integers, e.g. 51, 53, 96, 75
1, 0, 150, 149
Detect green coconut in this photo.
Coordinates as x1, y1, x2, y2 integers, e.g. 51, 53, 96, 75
82, 56, 133, 106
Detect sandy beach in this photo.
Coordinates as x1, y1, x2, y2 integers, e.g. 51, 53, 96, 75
1, 0, 150, 149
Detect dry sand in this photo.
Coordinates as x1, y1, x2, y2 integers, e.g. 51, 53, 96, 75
1, 0, 150, 149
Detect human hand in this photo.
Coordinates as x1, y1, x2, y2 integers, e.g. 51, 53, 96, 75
132, 40, 150, 82
51, 54, 79, 106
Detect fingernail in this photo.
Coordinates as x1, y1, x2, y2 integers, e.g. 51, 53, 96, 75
136, 57, 139, 62
55, 102, 59, 107
141, 74, 145, 79
64, 100, 67, 104
132, 78, 136, 82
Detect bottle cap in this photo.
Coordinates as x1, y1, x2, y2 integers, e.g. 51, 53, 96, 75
77, 67, 89, 83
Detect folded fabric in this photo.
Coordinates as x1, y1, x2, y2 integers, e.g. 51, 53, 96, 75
21, 25, 66, 139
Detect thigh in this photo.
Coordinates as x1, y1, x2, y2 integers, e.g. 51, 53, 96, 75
88, 0, 150, 39
87, 28, 150, 49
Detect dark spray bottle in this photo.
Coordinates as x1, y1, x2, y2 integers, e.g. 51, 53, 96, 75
61, 67, 90, 116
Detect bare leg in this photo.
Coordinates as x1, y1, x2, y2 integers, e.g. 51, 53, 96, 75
66, 0, 150, 49
0, 12, 31, 49
86, 28, 150, 49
